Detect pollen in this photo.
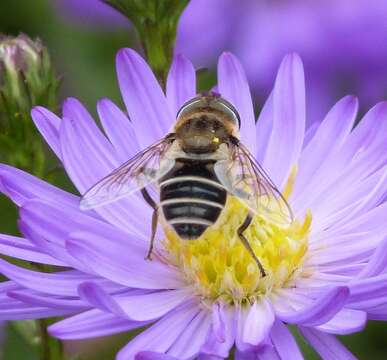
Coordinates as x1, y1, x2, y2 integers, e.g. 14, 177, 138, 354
162, 174, 311, 304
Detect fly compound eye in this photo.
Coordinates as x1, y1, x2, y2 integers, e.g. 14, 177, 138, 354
215, 98, 241, 128
177, 94, 241, 129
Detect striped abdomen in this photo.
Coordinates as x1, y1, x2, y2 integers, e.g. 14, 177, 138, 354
160, 159, 227, 239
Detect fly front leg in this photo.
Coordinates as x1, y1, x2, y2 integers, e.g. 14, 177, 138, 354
237, 213, 266, 277
141, 188, 159, 260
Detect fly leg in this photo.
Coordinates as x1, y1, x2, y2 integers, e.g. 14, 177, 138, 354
141, 188, 158, 260
237, 213, 266, 277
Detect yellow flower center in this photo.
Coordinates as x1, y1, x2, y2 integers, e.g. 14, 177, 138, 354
162, 172, 311, 304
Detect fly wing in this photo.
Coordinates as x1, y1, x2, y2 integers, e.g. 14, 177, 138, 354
80, 137, 175, 210
214, 141, 293, 225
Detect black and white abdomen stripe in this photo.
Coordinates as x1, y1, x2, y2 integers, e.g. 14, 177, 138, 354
159, 159, 227, 239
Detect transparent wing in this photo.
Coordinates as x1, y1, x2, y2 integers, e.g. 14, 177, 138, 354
214, 141, 293, 225
80, 137, 175, 210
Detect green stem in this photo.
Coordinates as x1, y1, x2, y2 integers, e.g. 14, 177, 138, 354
103, 0, 189, 87
38, 319, 50, 360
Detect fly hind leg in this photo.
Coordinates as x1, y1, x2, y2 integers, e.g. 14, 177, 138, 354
141, 188, 158, 260
237, 213, 266, 277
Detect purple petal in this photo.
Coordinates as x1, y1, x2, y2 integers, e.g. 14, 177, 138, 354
302, 121, 319, 149
243, 299, 275, 347
0, 300, 75, 320
294, 102, 387, 215
255, 92, 273, 163
347, 273, 387, 309
62, 98, 118, 167
30, 106, 62, 158
270, 320, 303, 360
7, 290, 87, 311
166, 54, 196, 116
299, 327, 357, 360
0, 164, 79, 208
338, 101, 387, 167
116, 48, 173, 148
19, 200, 104, 270
167, 310, 212, 359
275, 286, 349, 326
116, 302, 200, 359
136, 352, 178, 360
0, 258, 118, 296
49, 309, 147, 340
211, 303, 226, 342
218, 52, 256, 153
0, 234, 66, 266
356, 236, 387, 279
59, 116, 149, 234
66, 231, 183, 290
78, 282, 125, 316
333, 202, 387, 236
293, 96, 358, 199
310, 167, 387, 231
201, 306, 236, 358
118, 289, 192, 321
316, 308, 366, 335
97, 98, 141, 160
263, 53, 305, 189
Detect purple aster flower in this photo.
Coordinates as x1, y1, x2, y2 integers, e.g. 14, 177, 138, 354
0, 48, 386, 359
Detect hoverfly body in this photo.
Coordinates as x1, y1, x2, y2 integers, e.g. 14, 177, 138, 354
80, 93, 293, 277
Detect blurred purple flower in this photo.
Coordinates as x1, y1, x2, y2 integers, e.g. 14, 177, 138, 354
55, 0, 128, 27
56, 0, 387, 123
0, 48, 386, 359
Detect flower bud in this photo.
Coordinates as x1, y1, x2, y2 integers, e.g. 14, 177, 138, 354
0, 34, 60, 176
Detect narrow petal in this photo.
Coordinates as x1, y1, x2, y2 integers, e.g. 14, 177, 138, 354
78, 282, 125, 316
19, 200, 106, 270
218, 52, 256, 152
97, 98, 140, 160
201, 306, 236, 359
348, 273, 387, 308
116, 302, 199, 360
356, 236, 387, 279
302, 121, 319, 149
116, 48, 173, 148
166, 54, 196, 116
270, 320, 303, 360
49, 309, 147, 340
310, 167, 387, 231
255, 92, 273, 163
167, 310, 212, 359
293, 96, 358, 198
263, 53, 305, 188
59, 116, 149, 234
243, 299, 274, 346
136, 353, 178, 360
117, 289, 193, 321
211, 303, 226, 342
275, 286, 349, 326
0, 234, 66, 266
316, 308, 366, 335
62, 98, 118, 168
30, 106, 62, 158
66, 231, 182, 290
299, 327, 357, 360
293, 102, 387, 213
0, 164, 79, 208
0, 301, 74, 320
7, 290, 87, 311
0, 258, 119, 296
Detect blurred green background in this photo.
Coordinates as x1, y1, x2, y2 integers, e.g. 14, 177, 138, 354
0, 1, 386, 359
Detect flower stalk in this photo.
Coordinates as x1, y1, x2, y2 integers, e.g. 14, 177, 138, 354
0, 34, 60, 178
103, 0, 189, 86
